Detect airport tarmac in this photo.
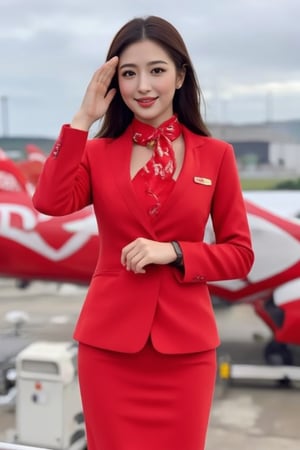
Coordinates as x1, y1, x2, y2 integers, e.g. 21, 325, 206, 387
0, 277, 300, 450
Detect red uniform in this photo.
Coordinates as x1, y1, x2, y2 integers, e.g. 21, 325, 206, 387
33, 123, 253, 449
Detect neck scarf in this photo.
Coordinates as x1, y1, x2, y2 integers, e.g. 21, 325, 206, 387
132, 115, 182, 216
132, 115, 181, 179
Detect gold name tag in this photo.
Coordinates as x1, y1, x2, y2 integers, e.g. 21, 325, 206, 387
193, 176, 212, 186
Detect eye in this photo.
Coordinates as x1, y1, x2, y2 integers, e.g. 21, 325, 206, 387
151, 67, 166, 75
121, 70, 136, 78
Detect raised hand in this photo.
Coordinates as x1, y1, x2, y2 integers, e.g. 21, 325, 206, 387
71, 56, 119, 131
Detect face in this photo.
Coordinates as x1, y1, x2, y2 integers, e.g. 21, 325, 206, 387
118, 39, 185, 127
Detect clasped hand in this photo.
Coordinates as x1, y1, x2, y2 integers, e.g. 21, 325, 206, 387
121, 238, 177, 274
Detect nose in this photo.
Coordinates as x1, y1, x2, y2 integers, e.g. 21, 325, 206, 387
137, 72, 151, 93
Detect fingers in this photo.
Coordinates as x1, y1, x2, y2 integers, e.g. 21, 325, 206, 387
104, 87, 117, 105
93, 56, 119, 91
121, 239, 147, 274
121, 239, 179, 274
76, 57, 118, 127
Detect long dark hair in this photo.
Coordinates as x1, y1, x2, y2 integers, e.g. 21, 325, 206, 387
95, 16, 210, 138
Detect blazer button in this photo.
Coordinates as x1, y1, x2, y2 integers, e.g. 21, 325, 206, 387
193, 274, 206, 282
52, 142, 61, 157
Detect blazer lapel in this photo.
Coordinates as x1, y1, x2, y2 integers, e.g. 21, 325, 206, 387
107, 126, 159, 238
106, 125, 206, 237
157, 126, 205, 215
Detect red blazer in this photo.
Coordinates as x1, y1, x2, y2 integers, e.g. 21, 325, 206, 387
33, 123, 254, 354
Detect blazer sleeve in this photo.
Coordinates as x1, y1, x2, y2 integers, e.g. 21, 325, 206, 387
32, 125, 92, 215
178, 143, 254, 283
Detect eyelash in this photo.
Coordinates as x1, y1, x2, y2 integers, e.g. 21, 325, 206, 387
121, 67, 166, 78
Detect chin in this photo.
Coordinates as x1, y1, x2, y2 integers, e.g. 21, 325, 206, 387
134, 110, 173, 127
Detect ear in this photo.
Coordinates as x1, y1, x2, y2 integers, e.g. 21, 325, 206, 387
176, 66, 186, 90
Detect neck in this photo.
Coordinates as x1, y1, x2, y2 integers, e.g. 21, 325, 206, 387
133, 114, 177, 129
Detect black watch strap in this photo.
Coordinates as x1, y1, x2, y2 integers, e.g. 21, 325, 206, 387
170, 240, 183, 267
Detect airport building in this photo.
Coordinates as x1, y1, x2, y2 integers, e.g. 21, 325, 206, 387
0, 136, 54, 160
209, 120, 300, 177
1, 119, 300, 177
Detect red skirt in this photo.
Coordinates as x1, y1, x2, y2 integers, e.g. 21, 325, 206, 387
78, 339, 216, 450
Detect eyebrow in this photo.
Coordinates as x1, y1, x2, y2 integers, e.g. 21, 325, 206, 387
119, 60, 169, 70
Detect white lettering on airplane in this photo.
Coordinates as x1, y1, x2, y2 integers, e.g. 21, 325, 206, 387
0, 171, 22, 192
207, 213, 300, 291
0, 203, 97, 261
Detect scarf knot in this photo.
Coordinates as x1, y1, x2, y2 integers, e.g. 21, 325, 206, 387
132, 115, 182, 180
132, 115, 182, 216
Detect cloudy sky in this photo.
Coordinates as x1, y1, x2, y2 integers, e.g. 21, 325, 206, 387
1, 0, 299, 137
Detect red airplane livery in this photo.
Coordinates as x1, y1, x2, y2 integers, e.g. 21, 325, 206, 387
0, 148, 299, 365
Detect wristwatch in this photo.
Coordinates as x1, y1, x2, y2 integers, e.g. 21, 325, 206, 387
170, 240, 183, 267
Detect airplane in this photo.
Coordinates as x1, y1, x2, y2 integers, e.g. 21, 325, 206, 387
0, 148, 29, 193
0, 149, 300, 367
16, 144, 47, 193
208, 197, 300, 365
0, 144, 47, 195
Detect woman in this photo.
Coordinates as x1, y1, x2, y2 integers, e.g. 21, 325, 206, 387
33, 15, 254, 450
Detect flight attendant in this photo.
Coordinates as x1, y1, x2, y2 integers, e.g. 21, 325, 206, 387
33, 16, 254, 450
